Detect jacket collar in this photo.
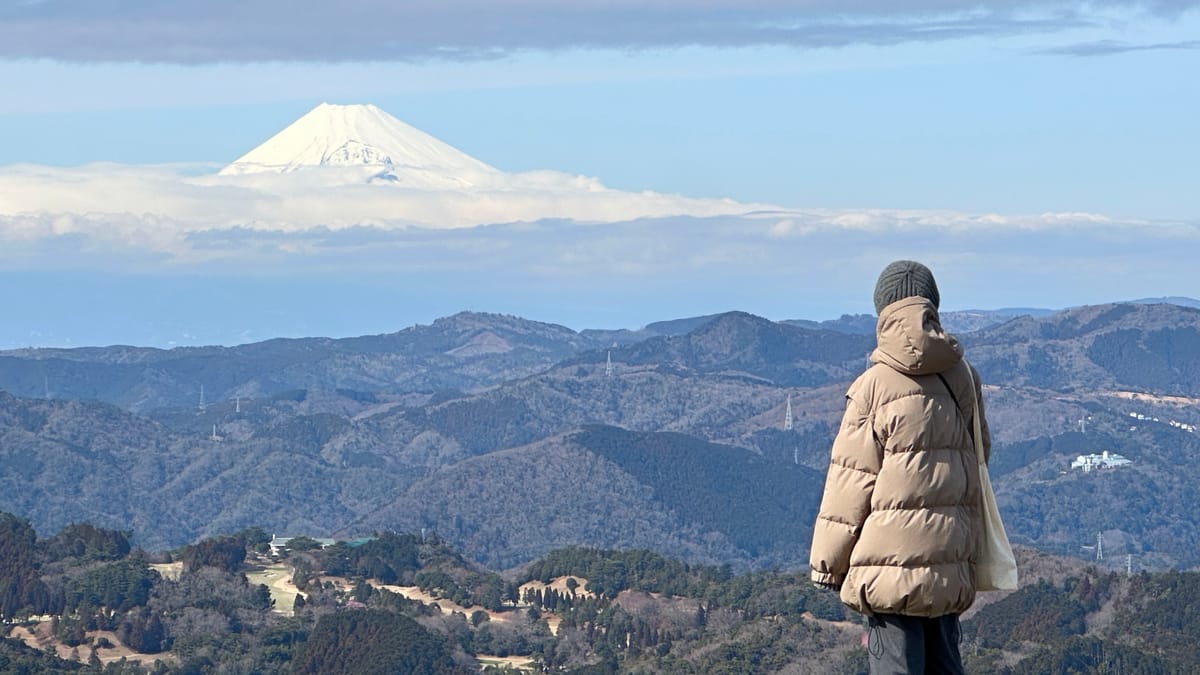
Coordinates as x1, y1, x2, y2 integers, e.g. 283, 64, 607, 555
870, 297, 963, 376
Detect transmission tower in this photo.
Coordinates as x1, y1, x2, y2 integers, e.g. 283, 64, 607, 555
1096, 531, 1104, 561
604, 350, 613, 377
199, 384, 206, 411
783, 394, 794, 431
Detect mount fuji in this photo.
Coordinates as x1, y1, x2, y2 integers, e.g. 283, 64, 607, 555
196, 102, 766, 226
0, 102, 767, 234
219, 103, 505, 189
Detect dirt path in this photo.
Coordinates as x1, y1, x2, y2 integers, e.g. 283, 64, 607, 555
478, 654, 536, 671
6, 622, 175, 667
1104, 390, 1200, 406
368, 582, 524, 625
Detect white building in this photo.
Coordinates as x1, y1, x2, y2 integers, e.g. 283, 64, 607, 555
1128, 411, 1195, 433
1070, 451, 1132, 473
269, 534, 337, 555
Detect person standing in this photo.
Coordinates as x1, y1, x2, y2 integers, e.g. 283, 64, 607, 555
810, 260, 990, 675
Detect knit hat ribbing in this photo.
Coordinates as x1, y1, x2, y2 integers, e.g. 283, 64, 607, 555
873, 260, 940, 314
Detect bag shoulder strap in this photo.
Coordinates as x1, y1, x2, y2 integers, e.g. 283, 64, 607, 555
937, 361, 985, 465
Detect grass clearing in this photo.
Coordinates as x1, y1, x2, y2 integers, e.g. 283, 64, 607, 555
149, 561, 182, 581
477, 654, 536, 672
245, 565, 304, 615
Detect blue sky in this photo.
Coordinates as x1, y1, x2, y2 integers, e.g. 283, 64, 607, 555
0, 1, 1197, 347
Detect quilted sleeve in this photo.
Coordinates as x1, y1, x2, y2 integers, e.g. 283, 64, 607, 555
810, 379, 883, 587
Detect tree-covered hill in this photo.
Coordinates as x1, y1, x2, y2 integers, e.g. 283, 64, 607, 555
0, 312, 602, 411
5, 302, 1200, 571
10, 516, 1200, 674
969, 302, 1200, 396
582, 311, 874, 387
353, 426, 825, 570
0, 392, 406, 552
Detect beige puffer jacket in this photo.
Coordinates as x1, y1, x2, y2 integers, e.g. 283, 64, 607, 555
809, 296, 991, 618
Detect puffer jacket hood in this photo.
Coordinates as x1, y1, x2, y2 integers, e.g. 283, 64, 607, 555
871, 297, 963, 376
809, 297, 989, 618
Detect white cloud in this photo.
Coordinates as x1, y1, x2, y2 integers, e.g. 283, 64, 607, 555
767, 218, 800, 237
1, 161, 1197, 338
2, 162, 1196, 273
0, 178, 1196, 347
0, 163, 762, 240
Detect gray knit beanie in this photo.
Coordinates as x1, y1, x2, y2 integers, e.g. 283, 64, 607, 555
873, 260, 940, 314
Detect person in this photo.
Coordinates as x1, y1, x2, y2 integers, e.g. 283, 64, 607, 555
809, 260, 990, 675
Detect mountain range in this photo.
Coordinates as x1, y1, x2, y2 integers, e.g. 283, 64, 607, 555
3, 299, 1200, 572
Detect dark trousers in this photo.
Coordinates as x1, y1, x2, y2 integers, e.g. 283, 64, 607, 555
866, 613, 964, 675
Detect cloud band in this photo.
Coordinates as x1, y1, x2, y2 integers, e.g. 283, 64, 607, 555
2, 1, 1194, 62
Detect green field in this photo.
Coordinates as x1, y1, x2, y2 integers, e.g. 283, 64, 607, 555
245, 565, 301, 616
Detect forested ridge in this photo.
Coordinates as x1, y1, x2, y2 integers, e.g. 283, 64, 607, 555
5, 303, 1200, 571
5, 513, 1200, 673
5, 302, 1200, 671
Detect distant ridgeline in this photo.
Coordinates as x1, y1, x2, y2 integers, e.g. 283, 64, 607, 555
2, 300, 1200, 573
5, 512, 1200, 674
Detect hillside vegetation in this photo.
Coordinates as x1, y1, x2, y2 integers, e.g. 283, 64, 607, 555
3, 302, 1200, 572
5, 514, 1200, 674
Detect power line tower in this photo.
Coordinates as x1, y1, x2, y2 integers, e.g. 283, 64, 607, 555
1126, 553, 1133, 576
783, 394, 794, 431
1096, 531, 1104, 562
199, 384, 207, 411
604, 350, 613, 378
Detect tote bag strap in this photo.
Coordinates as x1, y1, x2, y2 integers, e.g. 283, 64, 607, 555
962, 361, 985, 465
937, 362, 984, 465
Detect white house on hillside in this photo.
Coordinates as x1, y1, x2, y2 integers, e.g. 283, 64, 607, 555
269, 534, 337, 555
1070, 451, 1132, 473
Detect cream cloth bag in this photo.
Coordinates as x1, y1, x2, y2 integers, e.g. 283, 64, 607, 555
966, 364, 1019, 591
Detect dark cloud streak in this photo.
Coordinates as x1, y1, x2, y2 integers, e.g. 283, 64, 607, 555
0, 0, 1192, 63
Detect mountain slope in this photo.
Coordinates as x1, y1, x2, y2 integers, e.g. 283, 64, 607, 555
9, 302, 1200, 571
219, 102, 501, 188
968, 303, 1200, 395
591, 311, 873, 387
351, 426, 825, 570
0, 312, 597, 412
782, 308, 1055, 336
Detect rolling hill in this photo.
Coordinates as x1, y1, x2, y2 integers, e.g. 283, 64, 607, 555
3, 302, 1200, 571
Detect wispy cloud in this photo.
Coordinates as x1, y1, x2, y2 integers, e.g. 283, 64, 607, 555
1038, 38, 1200, 55
6, 205, 1196, 332
0, 1, 1193, 63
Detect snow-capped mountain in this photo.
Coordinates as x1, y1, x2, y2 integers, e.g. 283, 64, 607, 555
4, 102, 763, 231
218, 103, 503, 188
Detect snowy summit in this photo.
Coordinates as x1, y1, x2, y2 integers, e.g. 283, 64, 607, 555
218, 102, 502, 188
1, 101, 762, 232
